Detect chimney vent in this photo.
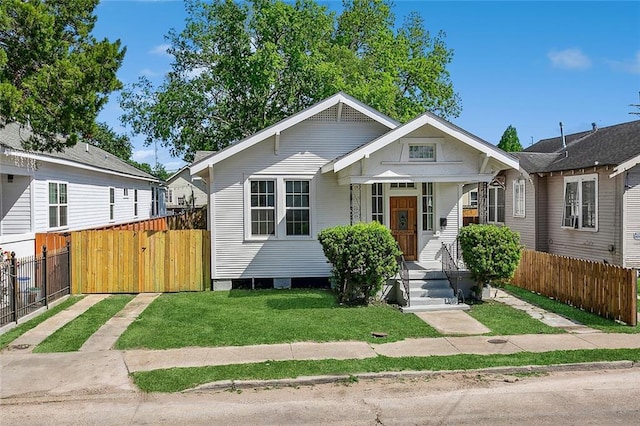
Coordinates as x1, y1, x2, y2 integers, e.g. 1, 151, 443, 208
85, 143, 89, 152
559, 122, 566, 149
592, 122, 597, 131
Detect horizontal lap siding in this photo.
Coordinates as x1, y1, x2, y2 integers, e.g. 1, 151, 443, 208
419, 182, 459, 263
2, 174, 31, 234
214, 119, 389, 279
504, 169, 537, 250
624, 167, 640, 268
546, 169, 620, 264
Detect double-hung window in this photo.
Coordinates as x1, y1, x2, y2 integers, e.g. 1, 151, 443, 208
48, 182, 68, 228
371, 183, 383, 223
422, 183, 434, 231
109, 187, 115, 221
134, 189, 138, 216
562, 174, 597, 230
488, 186, 505, 223
285, 180, 310, 236
513, 179, 525, 217
250, 180, 275, 236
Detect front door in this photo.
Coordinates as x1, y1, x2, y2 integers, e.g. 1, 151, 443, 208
390, 196, 417, 261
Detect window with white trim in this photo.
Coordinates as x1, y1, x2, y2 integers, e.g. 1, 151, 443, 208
134, 189, 138, 216
562, 174, 597, 230
488, 186, 505, 223
372, 183, 383, 224
109, 187, 115, 221
469, 190, 478, 207
123, 188, 129, 198
48, 182, 68, 228
422, 183, 434, 231
409, 144, 435, 161
513, 179, 525, 217
250, 180, 275, 236
390, 183, 415, 189
285, 180, 310, 236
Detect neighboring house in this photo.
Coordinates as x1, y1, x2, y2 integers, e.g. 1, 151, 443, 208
501, 120, 640, 268
166, 165, 208, 213
191, 93, 518, 289
0, 122, 166, 258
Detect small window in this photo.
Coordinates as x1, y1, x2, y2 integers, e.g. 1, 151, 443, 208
488, 186, 505, 223
123, 188, 129, 198
469, 190, 478, 207
109, 187, 115, 221
562, 175, 597, 230
372, 183, 383, 224
422, 183, 434, 231
390, 183, 415, 189
285, 180, 310, 236
48, 182, 68, 228
513, 179, 525, 218
409, 145, 435, 161
250, 180, 275, 235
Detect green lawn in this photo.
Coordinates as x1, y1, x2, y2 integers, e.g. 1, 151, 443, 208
467, 300, 565, 335
505, 285, 640, 334
115, 289, 440, 350
132, 348, 640, 392
34, 295, 135, 352
0, 296, 83, 350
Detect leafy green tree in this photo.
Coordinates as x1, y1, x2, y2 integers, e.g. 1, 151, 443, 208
0, 0, 125, 152
497, 125, 523, 152
89, 122, 133, 161
458, 224, 522, 299
120, 0, 461, 162
318, 222, 401, 305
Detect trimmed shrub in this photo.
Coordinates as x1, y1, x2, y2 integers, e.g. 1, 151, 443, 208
318, 222, 401, 305
458, 224, 522, 297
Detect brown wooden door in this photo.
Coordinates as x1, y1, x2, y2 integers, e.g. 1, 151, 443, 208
390, 197, 417, 261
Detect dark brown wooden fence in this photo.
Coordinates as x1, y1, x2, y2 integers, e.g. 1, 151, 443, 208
70, 230, 210, 294
511, 250, 637, 326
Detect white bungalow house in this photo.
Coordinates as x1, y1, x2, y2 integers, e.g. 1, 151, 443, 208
1, 122, 166, 258
165, 165, 208, 214
191, 93, 518, 293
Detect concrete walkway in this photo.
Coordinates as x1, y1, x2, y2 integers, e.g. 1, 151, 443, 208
2, 289, 639, 399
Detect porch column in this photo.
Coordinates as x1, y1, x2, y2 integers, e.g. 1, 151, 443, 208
350, 184, 362, 224
477, 182, 488, 224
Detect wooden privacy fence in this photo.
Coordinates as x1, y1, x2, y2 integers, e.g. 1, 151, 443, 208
511, 250, 637, 325
70, 230, 210, 294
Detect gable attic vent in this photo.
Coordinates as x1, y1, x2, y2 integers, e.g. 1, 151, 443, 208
308, 105, 338, 121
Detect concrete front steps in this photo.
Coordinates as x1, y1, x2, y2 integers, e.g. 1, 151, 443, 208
400, 269, 469, 313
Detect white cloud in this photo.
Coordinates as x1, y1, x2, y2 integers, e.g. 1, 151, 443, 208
139, 68, 162, 77
149, 43, 172, 57
548, 48, 592, 70
132, 149, 155, 162
606, 51, 640, 74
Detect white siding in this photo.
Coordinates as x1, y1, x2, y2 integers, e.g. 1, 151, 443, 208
167, 168, 207, 209
546, 168, 621, 264
624, 166, 640, 268
32, 162, 155, 232
213, 118, 390, 279
419, 182, 460, 263
503, 169, 537, 250
1, 174, 31, 234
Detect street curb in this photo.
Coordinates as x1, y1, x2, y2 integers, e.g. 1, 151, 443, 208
186, 360, 637, 392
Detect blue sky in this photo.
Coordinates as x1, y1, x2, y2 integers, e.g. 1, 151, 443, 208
93, 1, 640, 172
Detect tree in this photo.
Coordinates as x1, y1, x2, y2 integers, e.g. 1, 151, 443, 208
458, 224, 522, 299
120, 0, 461, 162
89, 122, 133, 161
497, 125, 523, 152
318, 222, 400, 305
0, 0, 125, 152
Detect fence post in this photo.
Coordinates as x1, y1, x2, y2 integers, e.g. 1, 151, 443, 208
10, 252, 17, 323
66, 240, 72, 295
42, 245, 48, 307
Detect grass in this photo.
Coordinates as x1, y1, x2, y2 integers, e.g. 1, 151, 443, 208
467, 300, 565, 335
504, 285, 640, 334
115, 289, 439, 350
34, 295, 135, 353
0, 296, 83, 350
132, 348, 640, 392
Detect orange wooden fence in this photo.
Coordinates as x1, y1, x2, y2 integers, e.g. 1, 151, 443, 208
511, 250, 637, 326
70, 230, 210, 294
35, 232, 69, 254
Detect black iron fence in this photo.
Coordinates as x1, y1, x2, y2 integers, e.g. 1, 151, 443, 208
0, 245, 70, 327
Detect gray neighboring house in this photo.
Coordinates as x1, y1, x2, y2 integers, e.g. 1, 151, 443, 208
501, 120, 640, 268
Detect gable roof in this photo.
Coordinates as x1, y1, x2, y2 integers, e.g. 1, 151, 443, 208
522, 120, 640, 174
190, 92, 399, 174
0, 122, 158, 181
324, 110, 519, 173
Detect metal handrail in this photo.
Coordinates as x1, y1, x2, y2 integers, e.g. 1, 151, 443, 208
442, 239, 461, 297
396, 246, 410, 307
